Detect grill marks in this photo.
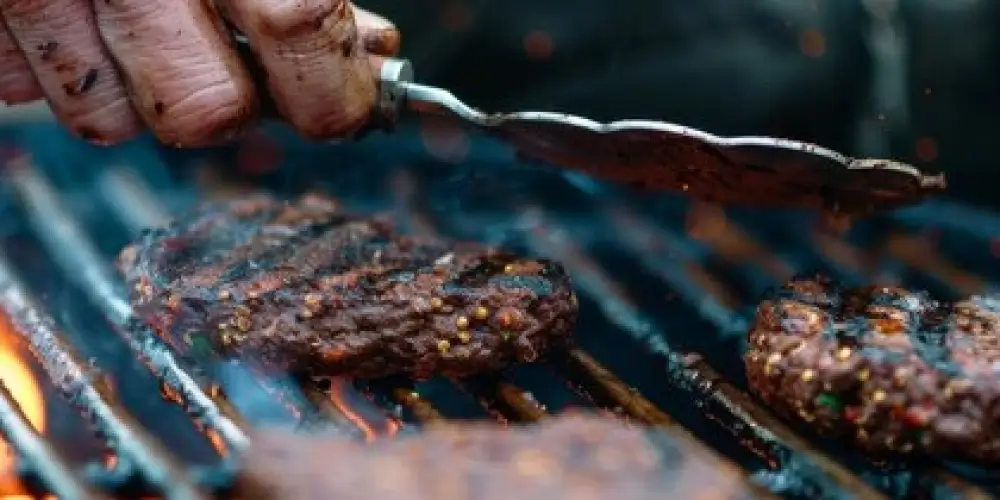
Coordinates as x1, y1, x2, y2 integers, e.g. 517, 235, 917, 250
120, 193, 578, 381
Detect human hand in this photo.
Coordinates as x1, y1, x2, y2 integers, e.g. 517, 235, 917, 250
0, 1, 399, 146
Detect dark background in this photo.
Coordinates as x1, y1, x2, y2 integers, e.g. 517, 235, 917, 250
358, 0, 1000, 208
2, 1, 1000, 486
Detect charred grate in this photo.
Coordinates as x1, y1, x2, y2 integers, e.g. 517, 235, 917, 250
0, 134, 995, 499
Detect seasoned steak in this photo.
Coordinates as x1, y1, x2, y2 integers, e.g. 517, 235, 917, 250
746, 274, 1000, 463
240, 414, 758, 500
118, 193, 578, 379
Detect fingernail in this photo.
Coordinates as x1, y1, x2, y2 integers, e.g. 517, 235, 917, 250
363, 28, 401, 55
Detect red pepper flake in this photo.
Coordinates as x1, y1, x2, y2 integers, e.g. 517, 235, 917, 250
891, 406, 907, 421
901, 406, 932, 428
843, 406, 862, 423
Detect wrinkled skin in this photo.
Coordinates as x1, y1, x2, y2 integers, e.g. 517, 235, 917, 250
0, 0, 399, 146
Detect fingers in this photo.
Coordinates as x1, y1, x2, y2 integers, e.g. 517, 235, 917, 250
94, 0, 257, 147
218, 0, 377, 140
0, 22, 42, 104
0, 0, 142, 143
352, 5, 400, 56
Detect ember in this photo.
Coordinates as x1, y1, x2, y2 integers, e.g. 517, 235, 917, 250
326, 378, 402, 442
0, 317, 44, 500
0, 125, 993, 499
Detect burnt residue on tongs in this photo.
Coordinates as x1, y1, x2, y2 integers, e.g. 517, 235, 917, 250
235, 41, 946, 216
387, 75, 946, 216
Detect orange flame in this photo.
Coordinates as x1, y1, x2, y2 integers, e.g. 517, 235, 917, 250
327, 378, 400, 442
0, 317, 45, 499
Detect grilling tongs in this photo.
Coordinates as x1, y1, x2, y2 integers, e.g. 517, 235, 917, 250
259, 52, 947, 215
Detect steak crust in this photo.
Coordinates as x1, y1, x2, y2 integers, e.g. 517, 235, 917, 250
746, 274, 1000, 464
240, 415, 758, 500
118, 193, 578, 379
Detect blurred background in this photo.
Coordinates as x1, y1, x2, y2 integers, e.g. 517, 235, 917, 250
372, 0, 1000, 207
1, 1, 1000, 494
3, 0, 999, 205
363, 0, 998, 208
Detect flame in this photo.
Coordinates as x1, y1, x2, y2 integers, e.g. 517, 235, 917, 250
327, 378, 400, 442
0, 317, 46, 499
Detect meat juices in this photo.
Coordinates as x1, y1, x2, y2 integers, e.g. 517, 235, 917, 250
746, 275, 1000, 463
240, 415, 757, 500
118, 193, 578, 380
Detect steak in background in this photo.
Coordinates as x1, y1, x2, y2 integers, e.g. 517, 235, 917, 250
746, 274, 1000, 464
240, 414, 757, 500
118, 193, 578, 380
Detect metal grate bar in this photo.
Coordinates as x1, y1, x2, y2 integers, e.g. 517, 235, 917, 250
810, 231, 870, 283
387, 171, 574, 424
620, 201, 993, 499
17, 159, 389, 437
397, 189, 782, 494
388, 385, 444, 424
320, 378, 407, 440
881, 232, 987, 295
517, 207, 886, 500
97, 167, 173, 234
917, 469, 995, 500
394, 175, 782, 496
99, 165, 408, 438
890, 200, 1000, 244
553, 348, 673, 426
196, 168, 643, 433
704, 211, 995, 500
802, 218, 996, 499
298, 382, 373, 433
389, 173, 798, 496
605, 203, 749, 336
453, 376, 548, 423
0, 380, 107, 499
0, 253, 206, 498
5, 158, 249, 455
684, 202, 797, 283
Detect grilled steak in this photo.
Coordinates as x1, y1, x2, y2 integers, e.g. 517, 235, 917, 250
118, 193, 578, 379
240, 414, 758, 500
746, 274, 1000, 463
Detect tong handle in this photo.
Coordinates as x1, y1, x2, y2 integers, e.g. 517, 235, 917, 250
233, 35, 414, 134
370, 57, 415, 131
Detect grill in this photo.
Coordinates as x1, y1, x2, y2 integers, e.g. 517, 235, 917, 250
0, 121, 997, 499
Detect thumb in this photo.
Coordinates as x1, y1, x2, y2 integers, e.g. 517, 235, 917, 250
352, 5, 400, 56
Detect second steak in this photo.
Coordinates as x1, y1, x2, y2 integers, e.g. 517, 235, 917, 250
118, 193, 578, 380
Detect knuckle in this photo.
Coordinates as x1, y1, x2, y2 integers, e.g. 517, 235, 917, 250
285, 98, 372, 140
0, 0, 48, 16
150, 79, 255, 146
361, 27, 400, 55
274, 63, 376, 140
250, 0, 347, 40
62, 96, 142, 145
292, 98, 372, 139
0, 79, 43, 103
292, 116, 363, 140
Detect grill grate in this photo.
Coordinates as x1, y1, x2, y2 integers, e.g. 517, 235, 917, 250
0, 252, 206, 498
0, 379, 102, 499
0, 131, 997, 499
